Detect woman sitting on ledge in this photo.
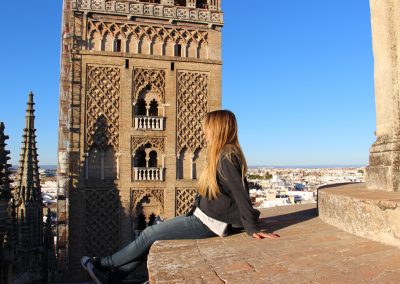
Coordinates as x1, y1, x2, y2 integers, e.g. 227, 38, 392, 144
81, 110, 280, 284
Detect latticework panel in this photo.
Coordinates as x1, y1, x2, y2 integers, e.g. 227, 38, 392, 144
177, 71, 208, 154
133, 68, 166, 104
86, 65, 121, 152
176, 188, 197, 216
84, 189, 120, 257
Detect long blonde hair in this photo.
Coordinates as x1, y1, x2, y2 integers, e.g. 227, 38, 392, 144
198, 110, 248, 199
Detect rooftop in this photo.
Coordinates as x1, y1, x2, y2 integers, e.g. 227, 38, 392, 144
148, 203, 400, 283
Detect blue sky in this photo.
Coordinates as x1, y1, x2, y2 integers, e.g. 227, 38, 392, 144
0, 0, 375, 166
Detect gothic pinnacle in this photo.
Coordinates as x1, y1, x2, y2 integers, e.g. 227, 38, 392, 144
16, 92, 42, 205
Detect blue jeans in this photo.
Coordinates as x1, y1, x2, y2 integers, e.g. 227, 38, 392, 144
101, 215, 215, 277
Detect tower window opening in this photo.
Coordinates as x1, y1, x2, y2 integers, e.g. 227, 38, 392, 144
175, 0, 186, 6
149, 151, 158, 167
125, 59, 129, 69
175, 44, 182, 57
114, 39, 122, 52
149, 99, 159, 116
134, 150, 147, 167
196, 0, 207, 9
135, 99, 147, 116
140, 0, 160, 3
171, 62, 175, 71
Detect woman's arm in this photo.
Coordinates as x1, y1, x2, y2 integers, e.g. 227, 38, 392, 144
218, 155, 259, 236
219, 154, 280, 239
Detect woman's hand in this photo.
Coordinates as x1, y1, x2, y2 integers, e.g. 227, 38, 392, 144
252, 232, 280, 239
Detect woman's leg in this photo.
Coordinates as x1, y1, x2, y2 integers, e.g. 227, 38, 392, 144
102, 215, 215, 272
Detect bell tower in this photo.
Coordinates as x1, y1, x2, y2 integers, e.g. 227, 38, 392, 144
57, 0, 223, 280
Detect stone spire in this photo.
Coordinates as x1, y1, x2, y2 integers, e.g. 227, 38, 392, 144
15, 92, 42, 205
14, 92, 43, 250
0, 122, 12, 201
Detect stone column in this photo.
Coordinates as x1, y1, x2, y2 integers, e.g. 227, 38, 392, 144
366, 0, 400, 191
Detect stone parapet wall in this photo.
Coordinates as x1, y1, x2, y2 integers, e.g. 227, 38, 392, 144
147, 204, 400, 283
319, 183, 400, 248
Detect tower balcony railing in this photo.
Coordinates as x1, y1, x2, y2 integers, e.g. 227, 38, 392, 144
134, 116, 165, 131
134, 167, 164, 181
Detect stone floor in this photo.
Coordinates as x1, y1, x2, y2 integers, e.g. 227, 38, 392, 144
148, 204, 400, 283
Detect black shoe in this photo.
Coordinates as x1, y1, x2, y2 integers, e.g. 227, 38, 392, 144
81, 256, 109, 284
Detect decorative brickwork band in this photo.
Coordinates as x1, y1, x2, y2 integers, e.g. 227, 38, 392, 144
84, 189, 120, 257
176, 188, 197, 216
74, 0, 224, 24
86, 65, 121, 152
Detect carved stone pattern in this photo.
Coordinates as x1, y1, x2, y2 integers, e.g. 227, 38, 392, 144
144, 5, 151, 14
130, 3, 140, 14
176, 188, 197, 216
133, 68, 166, 104
87, 66, 121, 152
154, 6, 162, 16
132, 137, 165, 153
190, 10, 198, 20
177, 71, 208, 154
177, 9, 187, 19
131, 188, 164, 211
105, 1, 112, 10
88, 19, 208, 46
92, 0, 102, 9
116, 2, 126, 11
84, 189, 119, 257
211, 13, 223, 22
77, 0, 89, 8
74, 1, 224, 25
164, 7, 173, 17
199, 11, 208, 21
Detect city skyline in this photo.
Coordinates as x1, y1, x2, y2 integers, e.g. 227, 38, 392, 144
0, 0, 375, 166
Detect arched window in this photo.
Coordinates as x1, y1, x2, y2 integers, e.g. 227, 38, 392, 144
149, 99, 159, 116
114, 39, 122, 52
149, 151, 158, 167
134, 150, 146, 167
148, 213, 157, 226
136, 213, 147, 230
135, 99, 147, 116
103, 147, 117, 179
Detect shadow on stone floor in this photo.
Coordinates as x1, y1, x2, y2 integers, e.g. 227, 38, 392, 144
257, 207, 317, 232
